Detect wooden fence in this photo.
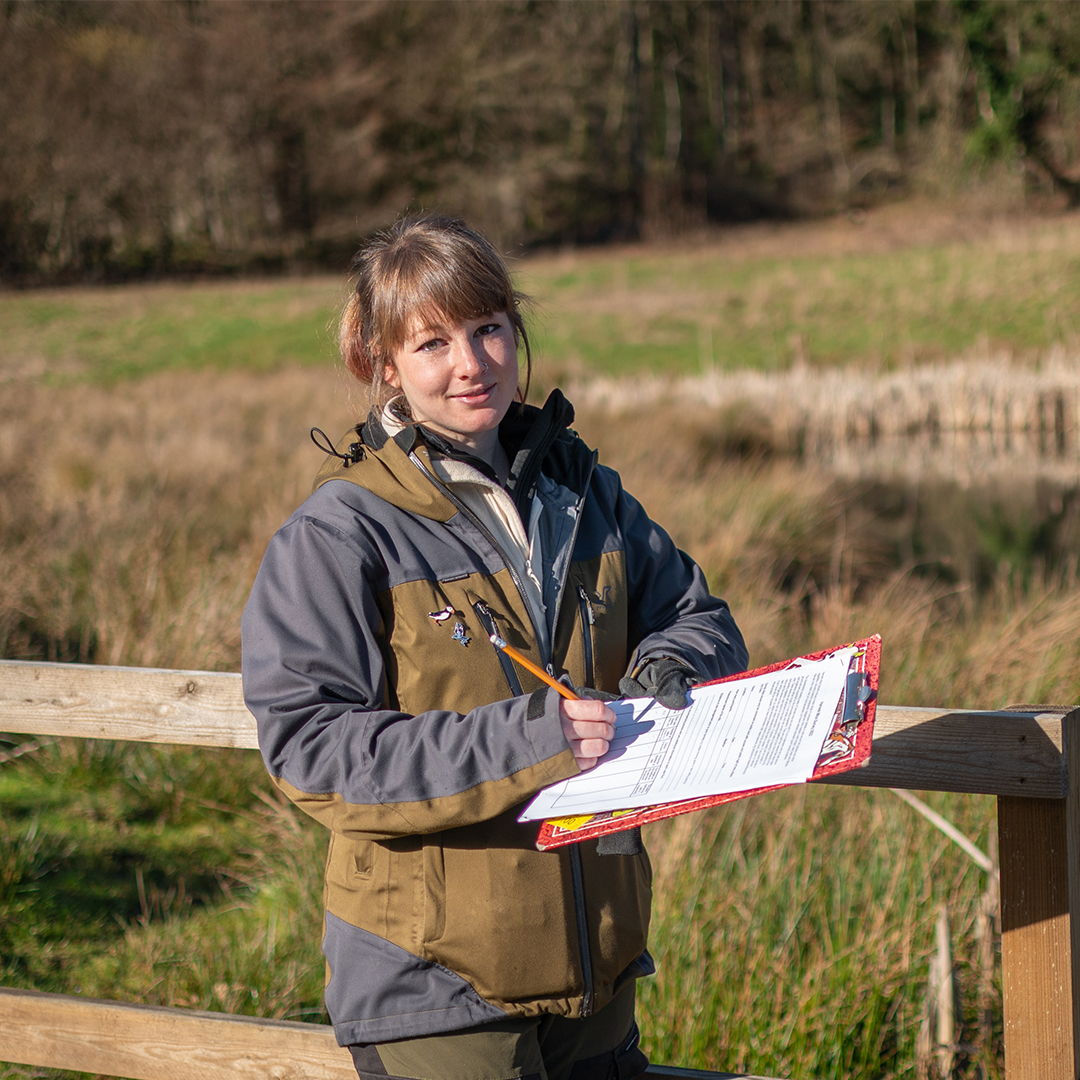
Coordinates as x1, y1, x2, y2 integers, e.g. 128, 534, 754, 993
0, 658, 1077, 1080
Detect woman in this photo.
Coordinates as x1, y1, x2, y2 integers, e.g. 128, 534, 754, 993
241, 215, 747, 1080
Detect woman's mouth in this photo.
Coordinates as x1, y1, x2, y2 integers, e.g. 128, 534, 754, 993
454, 384, 494, 401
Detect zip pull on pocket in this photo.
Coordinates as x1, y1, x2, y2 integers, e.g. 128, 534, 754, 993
472, 601, 525, 697
576, 585, 595, 689
577, 585, 596, 625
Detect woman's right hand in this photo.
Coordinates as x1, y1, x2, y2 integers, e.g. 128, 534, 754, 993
559, 698, 616, 771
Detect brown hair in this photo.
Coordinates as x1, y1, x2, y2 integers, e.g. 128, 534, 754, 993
339, 214, 532, 404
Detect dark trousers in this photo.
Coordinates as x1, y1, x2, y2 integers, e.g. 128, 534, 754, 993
348, 980, 648, 1080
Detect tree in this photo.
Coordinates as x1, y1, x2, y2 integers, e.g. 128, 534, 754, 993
3, 1, 1080, 283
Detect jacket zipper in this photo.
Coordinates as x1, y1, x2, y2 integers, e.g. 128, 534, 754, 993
472, 600, 524, 697
576, 585, 595, 689
568, 844, 594, 1016
551, 456, 597, 1021
409, 446, 598, 1016
545, 450, 598, 659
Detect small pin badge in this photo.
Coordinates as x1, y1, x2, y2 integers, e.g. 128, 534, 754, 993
451, 622, 471, 647
428, 605, 455, 624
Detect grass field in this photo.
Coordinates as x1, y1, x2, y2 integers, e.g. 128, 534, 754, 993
4, 201, 1080, 386
524, 208, 1080, 378
3, 202, 1080, 1079
0, 278, 343, 384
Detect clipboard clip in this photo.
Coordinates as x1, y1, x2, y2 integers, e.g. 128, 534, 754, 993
842, 671, 875, 726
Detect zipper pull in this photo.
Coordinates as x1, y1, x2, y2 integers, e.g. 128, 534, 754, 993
473, 600, 498, 636
577, 585, 595, 624
473, 600, 524, 697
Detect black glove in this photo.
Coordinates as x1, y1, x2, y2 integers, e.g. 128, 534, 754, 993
619, 658, 697, 710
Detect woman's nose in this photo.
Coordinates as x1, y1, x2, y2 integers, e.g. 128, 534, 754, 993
451, 335, 487, 376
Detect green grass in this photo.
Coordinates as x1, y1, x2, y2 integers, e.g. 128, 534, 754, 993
639, 785, 998, 1078
520, 229, 1080, 376
0, 737, 330, 1080
0, 735, 999, 1080
0, 740, 276, 993
0, 279, 342, 383
3, 210, 1080, 385
0, 734, 998, 1079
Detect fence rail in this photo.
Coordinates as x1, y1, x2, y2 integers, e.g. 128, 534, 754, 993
1, 659, 1078, 1080
0, 659, 1068, 796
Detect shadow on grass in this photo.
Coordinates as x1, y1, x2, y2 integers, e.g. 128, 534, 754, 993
0, 740, 271, 992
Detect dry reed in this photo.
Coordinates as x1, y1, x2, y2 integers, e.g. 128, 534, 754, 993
0, 366, 351, 668
3, 360, 1079, 1079
4, 360, 1079, 702
569, 351, 1080, 486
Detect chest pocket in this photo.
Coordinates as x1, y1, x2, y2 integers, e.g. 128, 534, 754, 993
326, 832, 373, 889
555, 550, 629, 693
378, 571, 538, 714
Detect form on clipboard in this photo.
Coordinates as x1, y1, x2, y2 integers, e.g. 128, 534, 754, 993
525, 635, 881, 851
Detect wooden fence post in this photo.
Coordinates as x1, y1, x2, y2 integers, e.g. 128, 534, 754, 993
998, 708, 1080, 1080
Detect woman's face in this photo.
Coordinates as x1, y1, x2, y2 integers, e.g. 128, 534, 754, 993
383, 311, 519, 451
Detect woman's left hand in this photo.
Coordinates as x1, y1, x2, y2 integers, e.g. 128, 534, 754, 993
559, 698, 616, 771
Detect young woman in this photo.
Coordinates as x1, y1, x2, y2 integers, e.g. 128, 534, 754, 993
241, 215, 747, 1080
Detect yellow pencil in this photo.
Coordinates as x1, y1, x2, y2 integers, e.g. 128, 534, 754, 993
489, 634, 580, 701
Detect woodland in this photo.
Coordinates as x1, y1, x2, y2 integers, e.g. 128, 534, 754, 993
3, 0, 1080, 282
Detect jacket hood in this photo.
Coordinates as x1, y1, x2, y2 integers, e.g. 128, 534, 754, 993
312, 389, 591, 521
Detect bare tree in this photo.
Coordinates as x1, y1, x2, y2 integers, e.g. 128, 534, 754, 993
3, 0, 1080, 282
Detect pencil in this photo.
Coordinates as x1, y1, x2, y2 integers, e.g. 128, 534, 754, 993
489, 634, 581, 701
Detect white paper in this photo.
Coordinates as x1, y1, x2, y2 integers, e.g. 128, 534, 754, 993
519, 649, 853, 823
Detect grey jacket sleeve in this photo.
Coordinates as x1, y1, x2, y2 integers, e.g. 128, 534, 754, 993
606, 470, 748, 681
241, 512, 577, 841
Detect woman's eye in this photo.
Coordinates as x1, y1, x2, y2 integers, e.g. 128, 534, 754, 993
475, 322, 500, 337
418, 338, 443, 352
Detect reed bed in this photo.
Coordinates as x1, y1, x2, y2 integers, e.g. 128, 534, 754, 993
569, 350, 1080, 486
3, 360, 1079, 1079
0, 367, 353, 668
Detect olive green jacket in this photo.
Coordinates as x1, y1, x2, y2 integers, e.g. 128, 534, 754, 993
241, 391, 747, 1046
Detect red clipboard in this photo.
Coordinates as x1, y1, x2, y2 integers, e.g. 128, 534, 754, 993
533, 634, 881, 851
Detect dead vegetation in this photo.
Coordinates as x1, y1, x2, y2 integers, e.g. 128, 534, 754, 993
571, 350, 1080, 486
0, 366, 349, 668
3, 362, 1079, 714
4, 359, 1079, 1078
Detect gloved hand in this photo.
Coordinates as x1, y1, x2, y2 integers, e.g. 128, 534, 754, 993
619, 658, 697, 710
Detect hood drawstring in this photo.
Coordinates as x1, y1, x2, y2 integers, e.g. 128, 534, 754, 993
310, 427, 365, 467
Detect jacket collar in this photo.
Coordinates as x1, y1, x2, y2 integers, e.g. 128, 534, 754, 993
500, 390, 576, 520
314, 389, 588, 521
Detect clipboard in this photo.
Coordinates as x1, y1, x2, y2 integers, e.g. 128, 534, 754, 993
533, 634, 881, 851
